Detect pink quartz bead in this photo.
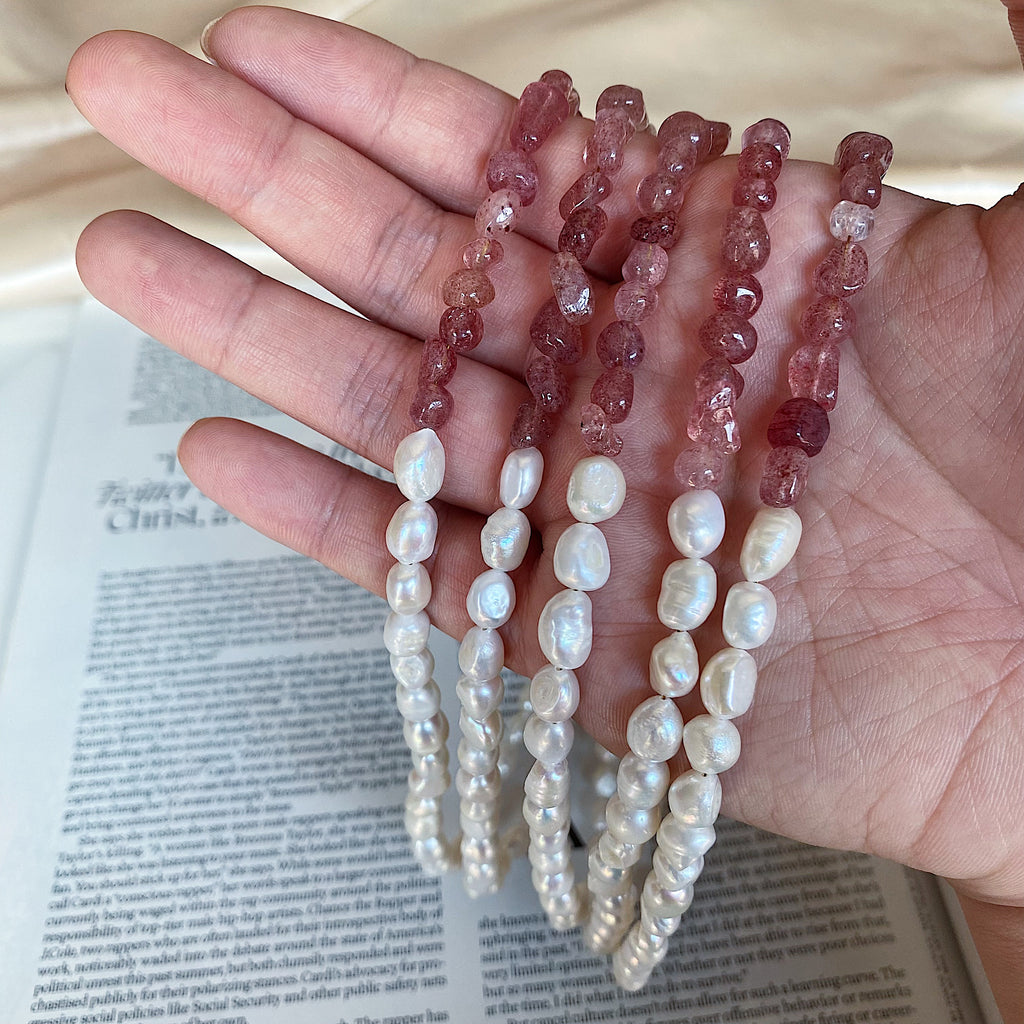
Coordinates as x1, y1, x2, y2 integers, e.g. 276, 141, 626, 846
418, 337, 456, 386
614, 280, 660, 322
461, 237, 504, 272
706, 120, 733, 159
540, 69, 580, 116
698, 312, 758, 364
596, 320, 645, 369
526, 354, 570, 412
733, 175, 776, 211
636, 172, 687, 215
411, 382, 453, 430
475, 188, 521, 236
694, 357, 744, 406
674, 444, 726, 491
760, 446, 809, 508
558, 170, 612, 219
580, 403, 623, 458
486, 148, 540, 206
657, 135, 699, 179
767, 397, 830, 457
721, 206, 770, 272
742, 118, 791, 160
813, 241, 869, 297
689, 403, 741, 455
834, 132, 893, 177
591, 366, 634, 423
622, 242, 669, 286
509, 398, 554, 449
510, 80, 570, 153
799, 295, 856, 345
442, 267, 495, 309
630, 212, 678, 250
558, 205, 608, 262
597, 84, 647, 130
737, 142, 783, 183
439, 306, 484, 352
658, 111, 711, 161
530, 298, 583, 364
840, 164, 882, 210
713, 271, 762, 318
584, 107, 634, 173
549, 251, 594, 324
788, 342, 840, 412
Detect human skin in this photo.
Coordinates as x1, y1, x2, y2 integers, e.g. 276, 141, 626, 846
65, 5, 1023, 1017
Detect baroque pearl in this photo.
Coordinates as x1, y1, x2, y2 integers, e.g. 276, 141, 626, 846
395, 679, 441, 722
499, 446, 544, 509
653, 850, 705, 890
524, 716, 575, 765
683, 714, 741, 773
616, 754, 669, 809
606, 795, 661, 844
404, 713, 447, 755
700, 647, 757, 719
529, 665, 580, 722
456, 675, 504, 720
538, 589, 593, 669
667, 769, 722, 827
649, 630, 699, 697
467, 568, 516, 628
524, 759, 570, 804
740, 506, 802, 582
390, 648, 434, 688
722, 581, 777, 649
658, 558, 717, 630
386, 500, 438, 564
667, 489, 726, 558
481, 506, 531, 570
566, 456, 627, 523
458, 626, 504, 681
626, 695, 684, 762
553, 522, 611, 591
386, 561, 431, 614
393, 427, 445, 501
383, 610, 430, 657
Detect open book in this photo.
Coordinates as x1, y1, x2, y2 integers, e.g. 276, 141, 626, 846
0, 302, 1000, 1024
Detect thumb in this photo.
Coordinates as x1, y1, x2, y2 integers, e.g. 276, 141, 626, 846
1002, 0, 1024, 64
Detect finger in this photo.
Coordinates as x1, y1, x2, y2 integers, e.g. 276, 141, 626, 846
1002, 0, 1024, 66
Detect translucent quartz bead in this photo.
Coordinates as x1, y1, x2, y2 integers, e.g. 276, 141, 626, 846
674, 444, 725, 491
713, 271, 762, 317
722, 581, 777, 650
476, 188, 521, 238
657, 134, 698, 179
688, 406, 740, 456
558, 205, 608, 262
799, 295, 856, 345
606, 796, 661, 844
510, 80, 570, 153
698, 311, 757, 364
767, 396, 830, 457
584, 107, 633, 173
393, 427, 445, 501
456, 677, 504, 720
649, 630, 699, 697
461, 236, 504, 272
760, 445, 809, 508
636, 172, 686, 216
558, 170, 612, 219
813, 241, 869, 296
499, 446, 544, 509
733, 175, 776, 211
617, 754, 670, 809
391, 648, 434, 689
580, 404, 623, 458
721, 206, 770, 273
459, 625, 504, 681
830, 200, 874, 242
553, 521, 611, 591
418, 337, 456, 387
480, 505, 531, 571
509, 399, 553, 449
742, 117, 791, 159
614, 280, 659, 323
700, 647, 757, 719
538, 588, 593, 669
386, 500, 437, 564
834, 131, 893, 176
591, 367, 634, 424
696, 355, 744, 404
668, 770, 722, 827
622, 242, 669, 286
549, 251, 593, 325
789, 342, 839, 411
840, 164, 882, 209
597, 83, 647, 129
530, 665, 580, 723
668, 489, 726, 558
540, 69, 579, 115
384, 611, 430, 658
524, 717, 575, 766
596, 320, 645, 369
737, 140, 782, 182
658, 110, 710, 160
439, 305, 483, 352
526, 354, 570, 412
410, 382, 453, 429
741, 505, 802, 583
658, 558, 717, 631
706, 120, 733, 159
466, 568, 516, 628
566, 455, 627, 523
626, 695, 684, 762
387, 561, 431, 615
629, 212, 678, 249
485, 147, 540, 206
682, 714, 741, 774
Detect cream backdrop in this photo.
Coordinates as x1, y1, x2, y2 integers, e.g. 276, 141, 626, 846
0, 0, 1021, 309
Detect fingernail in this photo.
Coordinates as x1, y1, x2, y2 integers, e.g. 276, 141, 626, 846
199, 16, 221, 60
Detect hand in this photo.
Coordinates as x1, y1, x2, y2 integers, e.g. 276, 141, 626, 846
66, 4, 1022, 1008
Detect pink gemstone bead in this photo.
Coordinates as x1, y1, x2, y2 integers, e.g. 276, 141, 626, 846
713, 271, 762, 318
510, 80, 570, 153
614, 280, 660, 323
733, 175, 776, 211
526, 354, 570, 412
558, 205, 608, 261
442, 267, 495, 308
475, 188, 521, 236
418, 337, 456, 386
813, 241, 869, 297
767, 397, 830, 457
636, 172, 687, 215
580, 403, 623, 458
591, 366, 634, 424
549, 251, 594, 325
530, 298, 583, 364
584, 107, 634, 173
706, 120, 732, 159
540, 69, 579, 116
788, 342, 840, 412
439, 306, 484, 352
741, 118, 791, 160
558, 171, 612, 219
658, 111, 711, 161
834, 132, 893, 177
486, 148, 540, 206
737, 142, 783, 183
461, 237, 504, 272
694, 357, 744, 406
840, 164, 882, 209
698, 312, 758, 364
760, 446, 809, 508
411, 383, 453, 430
630, 212, 678, 250
657, 135, 699, 179
597, 84, 647, 130
721, 206, 770, 273
509, 399, 554, 449
689, 403, 741, 455
674, 444, 726, 491
622, 242, 669, 286
799, 295, 856, 345
596, 321, 645, 369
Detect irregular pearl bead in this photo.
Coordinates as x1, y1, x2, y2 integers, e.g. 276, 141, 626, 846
598, 831, 642, 868
668, 769, 723, 827
529, 666, 580, 723
653, 850, 705, 890
616, 753, 670, 809
524, 716, 575, 765
667, 489, 726, 558
383, 610, 430, 657
642, 875, 694, 919
459, 709, 503, 750
530, 844, 571, 874
395, 679, 441, 722
386, 500, 437, 564
456, 767, 500, 802
626, 695, 684, 762
456, 675, 504, 720
458, 738, 499, 775
467, 569, 516, 628
532, 824, 570, 854
658, 558, 717, 631
499, 446, 545, 509
404, 713, 448, 755
537, 588, 593, 669
701, 647, 757, 719
722, 581, 777, 649
524, 759, 570, 805
480, 506, 531, 570
393, 428, 445, 501
458, 626, 504, 681
740, 506, 802, 582
522, 797, 570, 835
552, 522, 611, 591
566, 456, 627, 524
390, 648, 435, 689
649, 630, 699, 697
683, 714, 741, 773
386, 561, 431, 615
606, 796, 661, 844
658, 816, 717, 864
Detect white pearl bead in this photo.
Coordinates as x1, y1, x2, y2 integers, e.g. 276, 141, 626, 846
700, 647, 757, 719
480, 505, 531, 570
395, 679, 441, 722
606, 795, 661, 844
529, 665, 580, 723
530, 845, 570, 874
616, 754, 669, 810
458, 625, 504, 681
683, 714, 741, 774
740, 506, 802, 582
390, 648, 434, 688
653, 850, 705, 890
467, 568, 516, 628
598, 830, 642, 868
639, 905, 682, 938
386, 560, 431, 614
386, 500, 437, 564
722, 581, 777, 649
537, 588, 593, 669
668, 769, 722, 827
531, 824, 570, 854
456, 675, 504, 720
649, 630, 699, 697
552, 522, 611, 592
658, 558, 717, 631
566, 456, 627, 524
459, 709, 503, 750
460, 797, 494, 825
404, 713, 447, 755
456, 767, 500, 802
524, 759, 570, 805
641, 874, 693, 919
382, 610, 430, 656
829, 199, 874, 242
393, 428, 445, 501
499, 446, 544, 509
667, 489, 726, 558
626, 695, 684, 762
522, 797, 570, 835
458, 738, 498, 775
524, 716, 575, 766
658, 815, 717, 862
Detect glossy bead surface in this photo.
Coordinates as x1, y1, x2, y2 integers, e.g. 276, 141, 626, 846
456, 676, 504, 721
439, 305, 484, 352
386, 560, 431, 615
386, 500, 438, 564
682, 714, 741, 774
384, 610, 430, 658
538, 588, 593, 669
442, 268, 494, 308
486, 147, 540, 205
636, 173, 686, 216
658, 558, 717, 631
549, 251, 594, 325
617, 754, 670, 809
558, 170, 611, 219
649, 630, 699, 697
393, 428, 445, 502
741, 506, 803, 582
461, 236, 504, 272
830, 200, 874, 242
480, 505, 531, 571
410, 383, 453, 430
742, 117, 791, 158
530, 665, 580, 723
629, 212, 678, 249
499, 446, 544, 509
509, 400, 553, 450
529, 297, 583, 364
458, 625, 504, 681
558, 205, 608, 261
721, 206, 770, 272
580, 404, 623, 458
596, 321, 645, 369
606, 796, 661, 844
813, 241, 869, 296
767, 396, 830, 457
668, 769, 722, 827
737, 141, 782, 182
699, 312, 758, 363
700, 647, 757, 719
466, 569, 515, 628
626, 695, 684, 762
834, 131, 893, 176
657, 134, 698, 178
614, 280, 659, 323
622, 242, 669, 286
511, 80, 570, 152
658, 110, 709, 160
722, 581, 777, 650
405, 712, 447, 755
840, 164, 882, 209
597, 83, 647, 128
667, 489, 726, 558
799, 295, 856, 345
673, 444, 725, 491
760, 445, 809, 508
584, 106, 633, 172
566, 456, 626, 523
653, 849, 705, 890
553, 522, 611, 592
524, 717, 575, 767
524, 759, 570, 805
789, 342, 839, 411
526, 354, 569, 412
733, 175, 776, 211
391, 648, 434, 689
713, 271, 762, 317
591, 366, 634, 423
475, 188, 521, 236
418, 336, 456, 387
657, 816, 717, 863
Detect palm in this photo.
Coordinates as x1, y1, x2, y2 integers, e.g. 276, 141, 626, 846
67, 11, 1024, 909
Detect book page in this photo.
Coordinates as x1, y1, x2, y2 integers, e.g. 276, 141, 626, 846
0, 302, 993, 1024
